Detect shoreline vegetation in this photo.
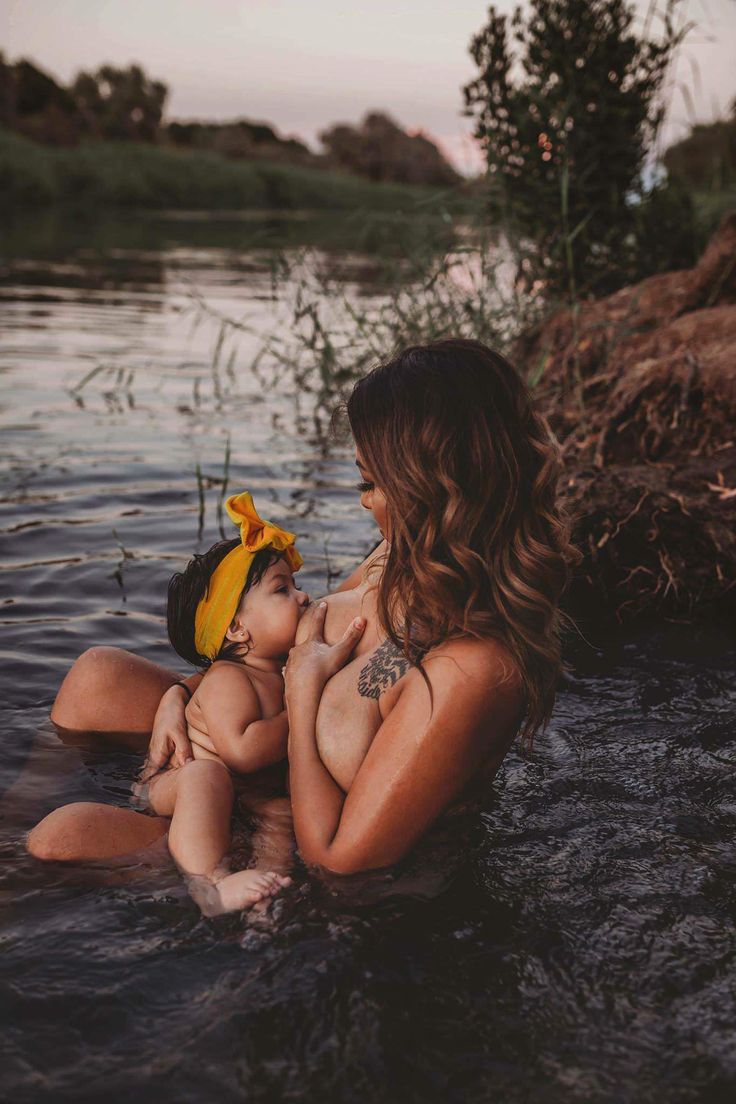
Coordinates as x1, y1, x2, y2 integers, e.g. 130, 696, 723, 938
0, 127, 477, 214
197, 209, 736, 634
3, 20, 735, 635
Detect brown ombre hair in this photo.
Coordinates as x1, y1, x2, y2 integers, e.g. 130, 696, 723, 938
345, 338, 581, 752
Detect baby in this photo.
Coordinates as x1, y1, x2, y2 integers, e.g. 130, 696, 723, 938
137, 490, 310, 914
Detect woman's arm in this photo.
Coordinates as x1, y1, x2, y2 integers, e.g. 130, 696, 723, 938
285, 615, 522, 874
140, 671, 203, 779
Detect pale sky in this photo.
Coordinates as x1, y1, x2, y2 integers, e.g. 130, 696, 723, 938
3, 0, 735, 173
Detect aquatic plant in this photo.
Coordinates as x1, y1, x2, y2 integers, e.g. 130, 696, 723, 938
187, 216, 549, 411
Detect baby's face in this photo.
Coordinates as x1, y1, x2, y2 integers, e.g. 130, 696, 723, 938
236, 559, 310, 659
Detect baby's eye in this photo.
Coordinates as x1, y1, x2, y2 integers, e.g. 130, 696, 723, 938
355, 480, 374, 492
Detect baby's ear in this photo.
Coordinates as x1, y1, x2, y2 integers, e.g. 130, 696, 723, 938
224, 617, 251, 646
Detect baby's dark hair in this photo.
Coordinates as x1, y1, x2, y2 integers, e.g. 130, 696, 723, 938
167, 538, 282, 668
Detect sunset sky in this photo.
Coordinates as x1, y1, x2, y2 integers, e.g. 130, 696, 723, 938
3, 0, 735, 173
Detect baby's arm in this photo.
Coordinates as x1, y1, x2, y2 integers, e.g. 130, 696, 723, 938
196, 663, 288, 775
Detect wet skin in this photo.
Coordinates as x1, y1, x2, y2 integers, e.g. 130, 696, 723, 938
38, 451, 524, 873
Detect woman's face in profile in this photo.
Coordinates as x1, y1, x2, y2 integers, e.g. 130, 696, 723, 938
355, 450, 389, 540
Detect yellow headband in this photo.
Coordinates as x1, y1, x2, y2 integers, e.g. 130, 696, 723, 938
194, 491, 303, 661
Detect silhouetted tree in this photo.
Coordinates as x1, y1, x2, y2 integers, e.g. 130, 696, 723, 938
0, 55, 80, 143
664, 99, 736, 191
320, 112, 460, 186
71, 64, 167, 141
165, 118, 313, 164
463, 0, 687, 297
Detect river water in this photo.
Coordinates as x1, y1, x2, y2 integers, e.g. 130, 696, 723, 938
1, 211, 735, 1104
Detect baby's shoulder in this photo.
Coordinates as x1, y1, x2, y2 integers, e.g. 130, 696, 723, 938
200, 660, 258, 698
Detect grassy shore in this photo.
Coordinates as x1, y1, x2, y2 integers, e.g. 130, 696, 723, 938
0, 128, 471, 213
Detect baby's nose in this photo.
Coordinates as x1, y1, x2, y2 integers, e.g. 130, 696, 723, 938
298, 590, 311, 607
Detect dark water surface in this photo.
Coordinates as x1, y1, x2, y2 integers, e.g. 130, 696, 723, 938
1, 213, 735, 1104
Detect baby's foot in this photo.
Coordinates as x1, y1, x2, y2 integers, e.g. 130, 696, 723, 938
204, 869, 290, 915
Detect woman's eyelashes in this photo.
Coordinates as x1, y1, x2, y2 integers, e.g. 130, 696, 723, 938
355, 480, 374, 493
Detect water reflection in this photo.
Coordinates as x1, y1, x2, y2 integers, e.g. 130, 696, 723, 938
1, 213, 735, 1103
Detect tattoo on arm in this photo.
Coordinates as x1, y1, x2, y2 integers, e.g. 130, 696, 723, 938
358, 639, 411, 700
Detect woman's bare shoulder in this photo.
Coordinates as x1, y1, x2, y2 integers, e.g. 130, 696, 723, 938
421, 635, 523, 698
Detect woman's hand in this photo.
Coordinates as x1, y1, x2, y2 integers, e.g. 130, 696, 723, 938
139, 684, 193, 781
283, 603, 365, 703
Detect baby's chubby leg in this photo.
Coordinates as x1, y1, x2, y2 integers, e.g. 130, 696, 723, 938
148, 761, 290, 915
149, 759, 232, 874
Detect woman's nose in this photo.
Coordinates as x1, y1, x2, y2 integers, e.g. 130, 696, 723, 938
360, 491, 372, 511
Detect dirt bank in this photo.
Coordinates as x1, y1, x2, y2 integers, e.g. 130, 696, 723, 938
515, 212, 736, 631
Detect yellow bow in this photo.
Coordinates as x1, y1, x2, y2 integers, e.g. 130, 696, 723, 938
194, 491, 303, 662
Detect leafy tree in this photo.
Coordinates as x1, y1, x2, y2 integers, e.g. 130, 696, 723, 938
0, 55, 81, 143
320, 112, 460, 187
664, 99, 736, 192
71, 64, 167, 141
463, 0, 687, 298
165, 119, 313, 164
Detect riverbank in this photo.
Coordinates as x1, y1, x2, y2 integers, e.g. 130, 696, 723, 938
0, 128, 473, 213
514, 211, 736, 633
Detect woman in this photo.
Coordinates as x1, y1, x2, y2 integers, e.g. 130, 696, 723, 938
33, 339, 579, 873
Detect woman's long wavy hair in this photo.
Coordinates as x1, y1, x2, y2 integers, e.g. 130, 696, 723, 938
345, 338, 582, 752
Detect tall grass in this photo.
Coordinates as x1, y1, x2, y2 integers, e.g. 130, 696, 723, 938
0, 128, 474, 213
183, 210, 549, 413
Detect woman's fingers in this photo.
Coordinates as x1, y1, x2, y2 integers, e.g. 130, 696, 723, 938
138, 754, 163, 783
329, 617, 366, 668
306, 601, 328, 641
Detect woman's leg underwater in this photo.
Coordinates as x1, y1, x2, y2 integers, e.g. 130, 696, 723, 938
33, 650, 178, 863
27, 802, 169, 861
51, 646, 179, 742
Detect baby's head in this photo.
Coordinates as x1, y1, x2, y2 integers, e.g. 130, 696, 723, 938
167, 491, 310, 668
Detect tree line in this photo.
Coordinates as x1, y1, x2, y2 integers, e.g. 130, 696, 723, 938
0, 55, 459, 187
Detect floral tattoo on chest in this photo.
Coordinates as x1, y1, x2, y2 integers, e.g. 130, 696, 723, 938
357, 638, 412, 700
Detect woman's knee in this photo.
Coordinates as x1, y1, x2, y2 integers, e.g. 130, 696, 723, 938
51, 647, 132, 725
27, 803, 96, 861
51, 646, 177, 733
27, 802, 168, 861
68, 646, 130, 682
